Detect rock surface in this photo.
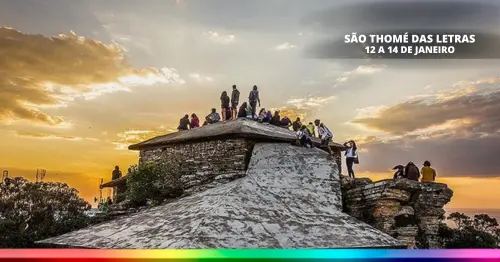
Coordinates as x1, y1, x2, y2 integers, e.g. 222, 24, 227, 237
341, 177, 453, 249
38, 143, 402, 248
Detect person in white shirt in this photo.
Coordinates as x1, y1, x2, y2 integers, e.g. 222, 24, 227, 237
314, 119, 334, 159
343, 140, 358, 178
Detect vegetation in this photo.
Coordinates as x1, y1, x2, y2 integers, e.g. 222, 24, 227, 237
439, 212, 500, 248
0, 177, 91, 247
126, 160, 185, 207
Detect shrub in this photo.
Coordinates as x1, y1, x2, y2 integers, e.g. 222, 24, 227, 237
439, 212, 500, 248
126, 160, 184, 207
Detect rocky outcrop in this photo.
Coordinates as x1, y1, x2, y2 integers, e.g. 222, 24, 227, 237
341, 177, 453, 249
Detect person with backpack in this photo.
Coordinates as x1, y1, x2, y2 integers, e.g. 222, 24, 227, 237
315, 119, 334, 159
405, 162, 420, 181
248, 85, 260, 116
220, 91, 230, 121
178, 114, 190, 131
343, 140, 358, 178
231, 85, 240, 119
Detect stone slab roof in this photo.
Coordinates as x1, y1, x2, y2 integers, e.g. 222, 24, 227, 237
129, 118, 345, 150
39, 143, 402, 249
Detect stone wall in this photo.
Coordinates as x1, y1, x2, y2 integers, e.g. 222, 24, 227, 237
341, 177, 453, 249
139, 139, 252, 193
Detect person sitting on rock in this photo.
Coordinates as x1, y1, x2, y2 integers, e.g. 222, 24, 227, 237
220, 91, 230, 121
280, 116, 292, 128
112, 166, 122, 180
392, 165, 405, 179
246, 102, 254, 119
421, 160, 437, 182
297, 125, 314, 148
257, 108, 267, 123
269, 111, 281, 126
177, 114, 190, 131
264, 110, 272, 123
292, 117, 302, 131
190, 113, 200, 129
306, 122, 315, 137
404, 162, 420, 181
205, 108, 220, 124
237, 102, 248, 118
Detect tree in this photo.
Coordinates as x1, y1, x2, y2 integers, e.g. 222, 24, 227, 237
0, 177, 91, 247
126, 161, 184, 207
439, 212, 500, 248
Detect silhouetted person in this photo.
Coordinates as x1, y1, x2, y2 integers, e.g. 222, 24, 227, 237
238, 102, 248, 118
405, 162, 420, 181
315, 119, 334, 159
292, 117, 302, 131
231, 85, 240, 119
112, 166, 122, 180
280, 116, 292, 128
344, 140, 358, 178
393, 165, 405, 179
178, 114, 190, 131
248, 85, 260, 116
206, 108, 220, 124
190, 113, 200, 129
269, 111, 281, 126
220, 91, 230, 121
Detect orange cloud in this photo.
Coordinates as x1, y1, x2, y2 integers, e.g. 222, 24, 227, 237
0, 27, 183, 126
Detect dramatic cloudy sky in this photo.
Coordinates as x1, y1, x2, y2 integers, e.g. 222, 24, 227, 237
1, 0, 500, 210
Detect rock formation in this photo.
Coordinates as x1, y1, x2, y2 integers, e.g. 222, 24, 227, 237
341, 176, 453, 248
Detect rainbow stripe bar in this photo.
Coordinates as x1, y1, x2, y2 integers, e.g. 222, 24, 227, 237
0, 249, 499, 261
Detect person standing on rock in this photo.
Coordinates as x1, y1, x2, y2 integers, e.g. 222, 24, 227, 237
220, 91, 230, 121
315, 119, 334, 159
344, 140, 358, 178
231, 85, 240, 119
248, 85, 260, 117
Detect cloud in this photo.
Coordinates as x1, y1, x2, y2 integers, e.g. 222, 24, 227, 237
112, 128, 175, 150
14, 130, 98, 142
189, 73, 214, 83
332, 64, 386, 87
275, 42, 297, 51
349, 77, 500, 177
202, 31, 236, 44
351, 78, 500, 135
286, 95, 336, 109
0, 27, 183, 126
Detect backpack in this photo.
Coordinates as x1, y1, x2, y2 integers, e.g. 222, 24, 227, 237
249, 90, 258, 101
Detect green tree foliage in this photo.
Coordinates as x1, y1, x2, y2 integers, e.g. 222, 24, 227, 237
439, 212, 500, 248
126, 160, 184, 207
0, 177, 91, 247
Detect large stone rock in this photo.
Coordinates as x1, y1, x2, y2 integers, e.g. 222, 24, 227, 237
341, 176, 453, 249
38, 143, 402, 249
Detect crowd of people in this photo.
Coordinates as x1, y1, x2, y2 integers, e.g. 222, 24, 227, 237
174, 84, 362, 176
392, 161, 437, 182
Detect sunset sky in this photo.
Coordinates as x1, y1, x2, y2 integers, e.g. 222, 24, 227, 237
1, 0, 500, 211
